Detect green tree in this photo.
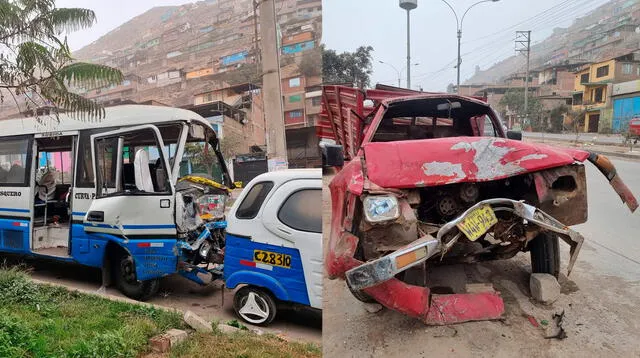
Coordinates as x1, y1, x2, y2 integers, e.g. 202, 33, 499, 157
499, 88, 544, 130
298, 48, 322, 78
0, 0, 123, 121
322, 45, 373, 89
548, 104, 568, 133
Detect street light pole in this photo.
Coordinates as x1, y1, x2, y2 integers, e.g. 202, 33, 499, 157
406, 8, 411, 89
379, 60, 401, 87
439, 0, 500, 94
400, 1, 417, 89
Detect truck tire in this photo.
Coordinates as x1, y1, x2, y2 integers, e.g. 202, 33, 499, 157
114, 254, 160, 301
233, 286, 277, 326
529, 232, 560, 278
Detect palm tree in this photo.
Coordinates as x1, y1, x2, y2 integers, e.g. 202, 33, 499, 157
0, 0, 123, 121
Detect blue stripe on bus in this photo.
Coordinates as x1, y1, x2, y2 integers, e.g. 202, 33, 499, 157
0, 208, 30, 213
83, 223, 176, 229
72, 211, 86, 216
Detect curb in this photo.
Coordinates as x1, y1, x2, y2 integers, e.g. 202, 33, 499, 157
592, 150, 640, 160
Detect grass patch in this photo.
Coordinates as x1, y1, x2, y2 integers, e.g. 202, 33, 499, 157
0, 267, 183, 357
170, 331, 322, 358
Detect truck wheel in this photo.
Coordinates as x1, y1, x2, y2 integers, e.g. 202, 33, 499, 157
233, 286, 277, 326
529, 232, 560, 278
114, 254, 160, 301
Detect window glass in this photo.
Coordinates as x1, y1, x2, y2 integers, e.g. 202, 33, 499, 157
289, 77, 301, 87
95, 137, 118, 194
37, 152, 72, 185
288, 110, 303, 118
180, 124, 226, 186
95, 128, 170, 197
482, 116, 497, 137
622, 63, 633, 75
76, 128, 117, 188
580, 73, 589, 83
278, 189, 321, 233
0, 137, 30, 186
236, 181, 274, 219
596, 65, 609, 78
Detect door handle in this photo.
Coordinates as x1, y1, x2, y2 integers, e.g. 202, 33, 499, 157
87, 211, 104, 222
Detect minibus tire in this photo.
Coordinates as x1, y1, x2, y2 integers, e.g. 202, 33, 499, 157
114, 255, 160, 301
233, 286, 277, 326
529, 232, 560, 278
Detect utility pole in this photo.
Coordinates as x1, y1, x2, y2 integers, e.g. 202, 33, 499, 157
259, 0, 288, 170
516, 31, 531, 129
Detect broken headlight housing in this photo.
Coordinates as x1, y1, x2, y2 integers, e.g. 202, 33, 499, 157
363, 195, 400, 223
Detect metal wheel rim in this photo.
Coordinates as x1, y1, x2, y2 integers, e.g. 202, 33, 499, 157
238, 291, 270, 324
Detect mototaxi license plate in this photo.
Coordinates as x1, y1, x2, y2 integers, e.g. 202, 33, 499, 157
456, 205, 498, 241
253, 250, 292, 268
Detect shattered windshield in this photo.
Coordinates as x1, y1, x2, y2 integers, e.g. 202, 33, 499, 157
372, 98, 499, 142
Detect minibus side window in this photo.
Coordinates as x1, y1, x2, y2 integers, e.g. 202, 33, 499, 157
0, 136, 32, 187
95, 128, 171, 198
76, 128, 117, 188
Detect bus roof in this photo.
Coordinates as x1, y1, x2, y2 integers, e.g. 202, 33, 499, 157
0, 105, 208, 137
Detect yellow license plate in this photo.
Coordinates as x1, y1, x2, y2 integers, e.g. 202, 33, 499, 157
456, 205, 498, 241
253, 250, 292, 268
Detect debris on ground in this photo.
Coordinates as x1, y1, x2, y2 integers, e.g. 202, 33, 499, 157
465, 283, 496, 293
149, 329, 189, 353
526, 315, 540, 328
183, 310, 213, 333
544, 310, 567, 340
363, 303, 383, 313
431, 326, 458, 338
530, 273, 561, 304
217, 323, 241, 334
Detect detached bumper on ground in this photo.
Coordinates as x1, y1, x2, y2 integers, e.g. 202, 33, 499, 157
340, 199, 586, 325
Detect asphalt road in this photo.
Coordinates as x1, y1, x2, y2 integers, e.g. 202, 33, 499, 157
322, 157, 640, 357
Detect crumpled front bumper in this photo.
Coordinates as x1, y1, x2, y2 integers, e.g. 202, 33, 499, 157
341, 199, 586, 325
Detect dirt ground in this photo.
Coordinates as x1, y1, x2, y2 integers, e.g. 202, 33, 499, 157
322, 172, 640, 358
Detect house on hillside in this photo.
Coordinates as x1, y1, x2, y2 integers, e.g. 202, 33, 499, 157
571, 52, 640, 132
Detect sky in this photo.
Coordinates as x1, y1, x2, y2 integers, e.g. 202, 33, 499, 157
57, 0, 196, 51
322, 0, 613, 92
55, 0, 615, 93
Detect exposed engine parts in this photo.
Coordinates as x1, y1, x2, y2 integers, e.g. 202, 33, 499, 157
175, 175, 229, 267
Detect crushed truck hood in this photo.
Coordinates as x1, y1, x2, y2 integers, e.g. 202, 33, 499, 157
363, 137, 590, 188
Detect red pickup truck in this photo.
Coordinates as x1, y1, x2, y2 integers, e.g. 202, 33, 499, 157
320, 84, 638, 325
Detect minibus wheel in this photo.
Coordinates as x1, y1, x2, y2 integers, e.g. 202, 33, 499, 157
233, 286, 277, 326
114, 254, 160, 301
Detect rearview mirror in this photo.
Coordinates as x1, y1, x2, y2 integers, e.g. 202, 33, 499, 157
189, 124, 205, 140
506, 130, 522, 141
322, 144, 344, 167
436, 102, 462, 111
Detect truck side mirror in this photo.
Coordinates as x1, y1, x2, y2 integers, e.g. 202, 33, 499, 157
506, 130, 523, 141
322, 144, 344, 167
